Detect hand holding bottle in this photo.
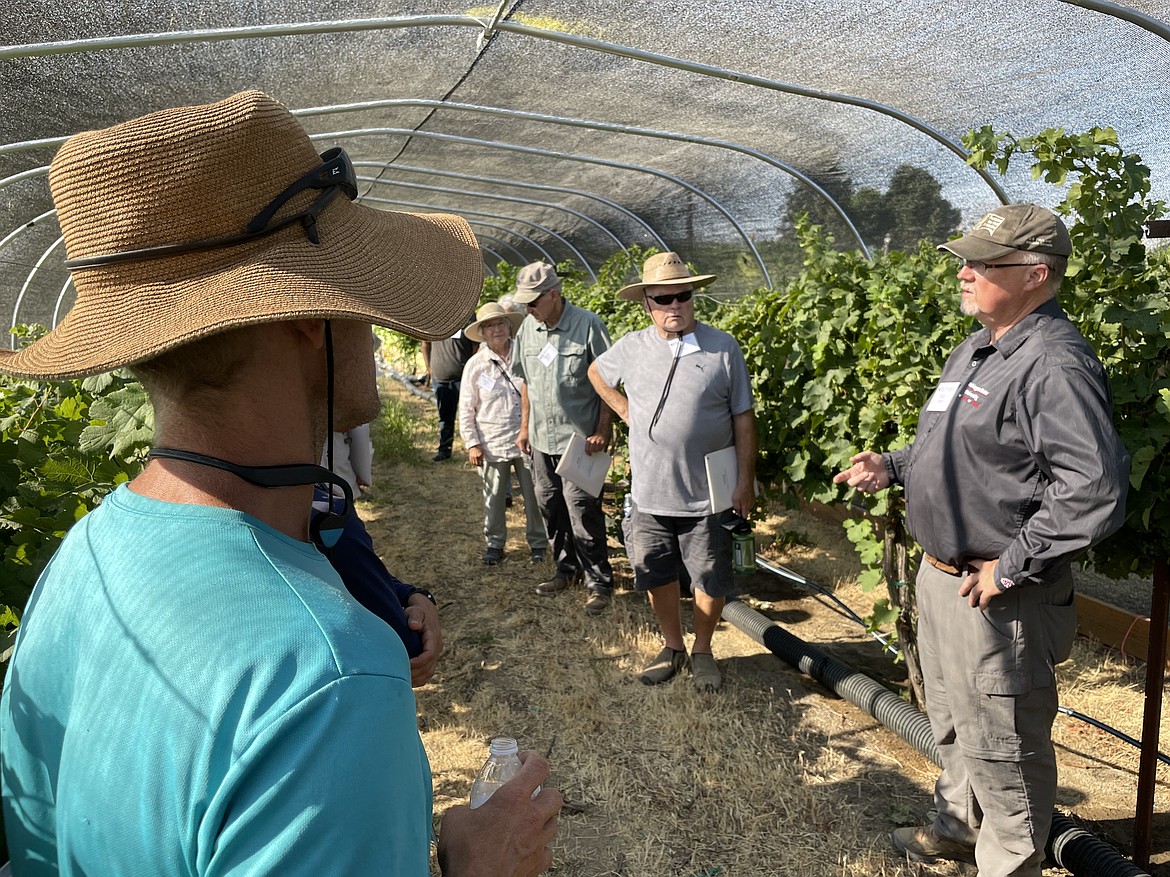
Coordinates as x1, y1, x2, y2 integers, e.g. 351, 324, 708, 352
438, 750, 561, 877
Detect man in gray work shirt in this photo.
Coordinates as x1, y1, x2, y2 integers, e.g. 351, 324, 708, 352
512, 262, 616, 615
834, 204, 1128, 877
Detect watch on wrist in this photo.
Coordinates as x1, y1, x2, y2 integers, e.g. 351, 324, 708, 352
407, 587, 437, 606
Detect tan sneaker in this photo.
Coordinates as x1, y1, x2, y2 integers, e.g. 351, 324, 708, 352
891, 826, 976, 864
690, 652, 722, 692
640, 647, 688, 685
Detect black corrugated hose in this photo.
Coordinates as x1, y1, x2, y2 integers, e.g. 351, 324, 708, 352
721, 599, 1151, 877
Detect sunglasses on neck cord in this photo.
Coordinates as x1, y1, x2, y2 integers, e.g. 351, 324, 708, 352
64, 148, 358, 270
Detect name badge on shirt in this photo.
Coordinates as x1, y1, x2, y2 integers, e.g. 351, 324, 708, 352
927, 381, 960, 412
477, 372, 497, 392
538, 342, 557, 368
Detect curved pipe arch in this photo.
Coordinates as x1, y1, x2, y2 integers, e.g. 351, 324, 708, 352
0, 14, 1009, 203
311, 99, 864, 255
468, 230, 530, 266
4, 209, 59, 343
50, 272, 73, 329
464, 219, 558, 266
1, 179, 597, 342
14, 235, 67, 339
352, 160, 668, 251
0, 165, 50, 192
361, 194, 599, 283
358, 173, 629, 254
479, 249, 503, 275
320, 128, 768, 287
1057, 0, 1170, 41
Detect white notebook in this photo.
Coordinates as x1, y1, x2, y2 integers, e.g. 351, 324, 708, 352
554, 432, 612, 498
705, 445, 738, 514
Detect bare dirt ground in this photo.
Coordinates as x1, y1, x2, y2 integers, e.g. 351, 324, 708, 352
364, 375, 1169, 877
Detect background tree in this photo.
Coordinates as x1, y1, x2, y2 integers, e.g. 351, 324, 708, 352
779, 163, 960, 256
882, 165, 961, 252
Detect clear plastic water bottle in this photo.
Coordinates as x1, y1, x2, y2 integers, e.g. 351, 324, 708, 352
469, 737, 523, 809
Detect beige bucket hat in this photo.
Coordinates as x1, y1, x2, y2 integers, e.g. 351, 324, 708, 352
617, 251, 716, 301
0, 90, 483, 380
464, 301, 525, 343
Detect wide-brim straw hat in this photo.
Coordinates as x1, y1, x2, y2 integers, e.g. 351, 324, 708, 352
465, 301, 525, 343
0, 90, 483, 380
617, 251, 716, 301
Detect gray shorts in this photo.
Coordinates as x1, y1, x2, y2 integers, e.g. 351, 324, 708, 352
629, 509, 738, 597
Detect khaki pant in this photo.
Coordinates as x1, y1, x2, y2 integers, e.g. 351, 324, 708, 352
916, 561, 1076, 877
480, 457, 547, 552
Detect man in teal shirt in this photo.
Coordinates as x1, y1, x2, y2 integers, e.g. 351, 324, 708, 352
0, 90, 560, 877
512, 263, 616, 615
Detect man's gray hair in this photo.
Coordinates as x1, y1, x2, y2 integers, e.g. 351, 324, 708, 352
1016, 250, 1067, 292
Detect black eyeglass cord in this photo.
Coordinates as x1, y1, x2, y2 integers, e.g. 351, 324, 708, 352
647, 337, 684, 444
324, 320, 336, 518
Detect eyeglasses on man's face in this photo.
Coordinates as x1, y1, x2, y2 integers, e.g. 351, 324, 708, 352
646, 289, 694, 306
962, 259, 1035, 272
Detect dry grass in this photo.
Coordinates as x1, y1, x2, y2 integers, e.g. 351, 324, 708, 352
362, 375, 1169, 877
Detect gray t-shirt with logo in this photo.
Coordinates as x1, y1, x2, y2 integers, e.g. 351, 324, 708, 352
594, 321, 753, 516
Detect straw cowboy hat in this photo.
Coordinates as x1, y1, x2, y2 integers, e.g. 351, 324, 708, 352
464, 301, 525, 343
0, 90, 483, 380
617, 251, 716, 301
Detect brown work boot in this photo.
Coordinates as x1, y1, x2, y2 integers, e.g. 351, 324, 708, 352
535, 571, 577, 596
583, 592, 611, 615
891, 826, 976, 865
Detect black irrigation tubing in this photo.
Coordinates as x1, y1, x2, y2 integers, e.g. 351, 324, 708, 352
722, 599, 1153, 877
751, 554, 1170, 766
1058, 706, 1170, 768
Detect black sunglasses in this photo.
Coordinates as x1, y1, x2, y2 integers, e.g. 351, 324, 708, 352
64, 148, 358, 270
524, 290, 550, 309
646, 289, 694, 306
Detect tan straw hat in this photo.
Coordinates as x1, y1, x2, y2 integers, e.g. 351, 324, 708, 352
464, 301, 525, 343
617, 251, 716, 301
0, 90, 483, 380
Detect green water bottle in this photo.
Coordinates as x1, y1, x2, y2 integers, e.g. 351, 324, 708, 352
724, 513, 756, 575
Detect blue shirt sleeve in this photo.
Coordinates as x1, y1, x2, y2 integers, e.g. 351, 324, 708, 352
314, 488, 423, 657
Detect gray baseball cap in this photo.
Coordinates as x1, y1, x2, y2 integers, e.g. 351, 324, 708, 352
938, 204, 1072, 261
